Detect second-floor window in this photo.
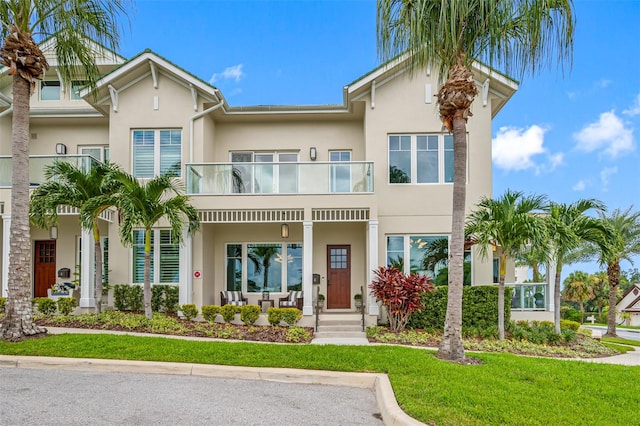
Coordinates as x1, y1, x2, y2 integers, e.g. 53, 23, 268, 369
40, 80, 61, 101
388, 134, 454, 184
132, 129, 182, 178
132, 229, 179, 284
230, 151, 298, 193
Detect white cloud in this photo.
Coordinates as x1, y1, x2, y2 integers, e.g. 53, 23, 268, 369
492, 125, 562, 173
573, 111, 635, 157
597, 79, 612, 89
209, 64, 245, 84
623, 93, 640, 117
600, 166, 618, 191
572, 180, 586, 191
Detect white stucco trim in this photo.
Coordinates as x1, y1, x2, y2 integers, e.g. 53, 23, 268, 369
303, 221, 314, 316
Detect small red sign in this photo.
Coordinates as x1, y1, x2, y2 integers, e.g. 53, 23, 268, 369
193, 270, 202, 279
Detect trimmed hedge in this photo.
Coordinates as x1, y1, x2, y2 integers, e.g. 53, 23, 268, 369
407, 285, 512, 330
114, 284, 179, 313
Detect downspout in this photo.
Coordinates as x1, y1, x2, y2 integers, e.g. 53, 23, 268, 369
189, 91, 224, 163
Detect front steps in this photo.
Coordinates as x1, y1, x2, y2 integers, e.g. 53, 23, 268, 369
311, 313, 369, 345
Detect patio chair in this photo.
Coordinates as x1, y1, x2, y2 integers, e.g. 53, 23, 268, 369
279, 290, 303, 310
220, 290, 247, 306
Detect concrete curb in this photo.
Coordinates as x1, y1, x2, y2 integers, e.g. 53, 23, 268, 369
0, 355, 424, 426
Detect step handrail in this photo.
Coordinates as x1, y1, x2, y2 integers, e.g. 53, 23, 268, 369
360, 285, 365, 331
315, 285, 320, 332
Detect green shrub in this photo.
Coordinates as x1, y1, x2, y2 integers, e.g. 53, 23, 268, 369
201, 305, 220, 323
151, 286, 165, 312
220, 304, 239, 323
180, 304, 198, 321
164, 286, 179, 314
563, 308, 582, 322
57, 297, 78, 315
562, 328, 578, 342
240, 305, 261, 325
560, 319, 580, 331
285, 326, 312, 343
408, 285, 512, 330
35, 297, 56, 315
113, 285, 143, 312
267, 307, 283, 326
0, 296, 5, 313
281, 308, 302, 326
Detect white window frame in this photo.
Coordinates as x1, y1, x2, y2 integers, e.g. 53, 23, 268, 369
229, 151, 299, 194
132, 129, 182, 178
70, 81, 87, 100
329, 150, 352, 193
40, 80, 61, 101
131, 229, 180, 285
388, 134, 465, 185
79, 145, 109, 162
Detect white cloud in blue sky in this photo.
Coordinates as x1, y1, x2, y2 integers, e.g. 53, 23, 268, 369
492, 125, 563, 173
599, 166, 618, 191
209, 64, 245, 84
573, 111, 635, 158
623, 93, 640, 117
572, 180, 586, 191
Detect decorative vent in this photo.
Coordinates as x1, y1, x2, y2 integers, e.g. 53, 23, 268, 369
30, 133, 37, 140
312, 208, 370, 222
199, 209, 304, 223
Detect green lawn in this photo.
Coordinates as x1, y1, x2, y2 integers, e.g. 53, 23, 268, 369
0, 334, 638, 425
602, 337, 640, 347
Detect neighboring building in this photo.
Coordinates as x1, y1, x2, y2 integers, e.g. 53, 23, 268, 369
616, 284, 640, 326
0, 39, 552, 324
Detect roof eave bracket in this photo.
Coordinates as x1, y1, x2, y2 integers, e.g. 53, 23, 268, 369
108, 84, 118, 112
149, 61, 158, 89
190, 84, 198, 111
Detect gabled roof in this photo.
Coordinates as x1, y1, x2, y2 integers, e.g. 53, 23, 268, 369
619, 284, 640, 312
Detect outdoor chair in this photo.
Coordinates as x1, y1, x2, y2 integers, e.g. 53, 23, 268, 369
279, 290, 303, 310
220, 290, 247, 306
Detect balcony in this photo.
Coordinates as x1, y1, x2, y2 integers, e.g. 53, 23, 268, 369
186, 162, 374, 195
0, 155, 101, 187
508, 282, 548, 311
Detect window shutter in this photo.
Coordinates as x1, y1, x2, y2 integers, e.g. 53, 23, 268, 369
133, 131, 155, 178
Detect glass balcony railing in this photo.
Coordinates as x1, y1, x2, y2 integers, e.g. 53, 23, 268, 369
508, 283, 548, 310
186, 162, 374, 195
0, 155, 101, 187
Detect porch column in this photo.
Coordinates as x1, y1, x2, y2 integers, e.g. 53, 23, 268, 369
179, 229, 193, 306
79, 228, 95, 308
302, 221, 313, 316
546, 260, 556, 313
367, 220, 380, 315
1, 214, 10, 297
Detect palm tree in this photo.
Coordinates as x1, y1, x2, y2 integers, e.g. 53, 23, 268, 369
107, 173, 199, 319
465, 190, 547, 340
0, 0, 129, 340
544, 199, 611, 333
377, 0, 574, 360
562, 271, 594, 323
247, 245, 280, 293
29, 160, 123, 313
596, 208, 640, 337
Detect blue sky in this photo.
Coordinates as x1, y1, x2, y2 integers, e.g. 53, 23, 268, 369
122, 0, 640, 277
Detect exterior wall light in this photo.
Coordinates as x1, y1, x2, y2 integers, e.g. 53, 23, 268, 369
281, 223, 289, 239
55, 143, 67, 155
309, 147, 317, 161
49, 225, 58, 240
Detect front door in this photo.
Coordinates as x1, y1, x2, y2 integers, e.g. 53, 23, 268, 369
34, 240, 56, 297
327, 245, 350, 309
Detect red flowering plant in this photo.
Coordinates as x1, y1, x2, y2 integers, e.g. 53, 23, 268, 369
370, 266, 434, 332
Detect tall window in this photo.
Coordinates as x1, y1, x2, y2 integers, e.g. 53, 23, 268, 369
329, 150, 352, 192
132, 229, 179, 284
386, 235, 471, 285
40, 81, 61, 101
132, 129, 182, 178
225, 242, 303, 292
71, 81, 86, 100
79, 146, 110, 162
230, 151, 298, 194
388, 134, 456, 184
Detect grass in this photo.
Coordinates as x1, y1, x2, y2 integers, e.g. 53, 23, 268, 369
602, 343, 634, 354
602, 337, 640, 347
0, 333, 638, 425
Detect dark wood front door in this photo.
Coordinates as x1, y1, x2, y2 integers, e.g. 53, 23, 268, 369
34, 240, 56, 297
327, 245, 350, 309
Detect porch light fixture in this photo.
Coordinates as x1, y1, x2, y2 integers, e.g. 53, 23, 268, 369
49, 225, 58, 240
55, 143, 67, 155
281, 223, 289, 239
309, 147, 317, 161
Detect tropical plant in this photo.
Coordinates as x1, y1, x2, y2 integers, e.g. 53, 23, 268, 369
0, 0, 129, 340
370, 266, 434, 332
585, 271, 609, 317
562, 271, 594, 323
596, 207, 640, 337
544, 199, 610, 333
30, 160, 123, 313
465, 190, 547, 339
105, 173, 199, 319
376, 0, 574, 360
247, 245, 279, 293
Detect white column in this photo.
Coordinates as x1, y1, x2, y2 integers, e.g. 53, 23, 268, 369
302, 221, 313, 316
1, 214, 10, 297
179, 229, 193, 306
546, 260, 556, 313
367, 220, 380, 315
79, 229, 95, 308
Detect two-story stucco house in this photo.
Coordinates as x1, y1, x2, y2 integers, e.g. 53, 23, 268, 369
0, 39, 554, 325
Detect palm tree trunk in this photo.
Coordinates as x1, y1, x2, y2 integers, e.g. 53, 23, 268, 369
0, 74, 45, 340
93, 221, 103, 314
437, 110, 468, 361
498, 254, 507, 340
605, 261, 619, 337
554, 263, 562, 334
143, 228, 152, 319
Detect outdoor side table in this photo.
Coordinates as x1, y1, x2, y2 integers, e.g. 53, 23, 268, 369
259, 299, 274, 313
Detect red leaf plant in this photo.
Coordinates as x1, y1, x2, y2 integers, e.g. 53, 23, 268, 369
370, 266, 434, 332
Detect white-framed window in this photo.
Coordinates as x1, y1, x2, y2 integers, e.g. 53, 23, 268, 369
225, 242, 303, 293
71, 81, 86, 100
79, 146, 110, 162
132, 129, 182, 178
388, 134, 456, 184
230, 151, 298, 194
132, 229, 180, 284
329, 150, 352, 193
386, 234, 471, 285
40, 80, 61, 101
76, 236, 109, 285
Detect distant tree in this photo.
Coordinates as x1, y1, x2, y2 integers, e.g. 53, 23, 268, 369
563, 271, 595, 323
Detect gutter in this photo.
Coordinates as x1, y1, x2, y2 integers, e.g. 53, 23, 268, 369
189, 90, 223, 163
